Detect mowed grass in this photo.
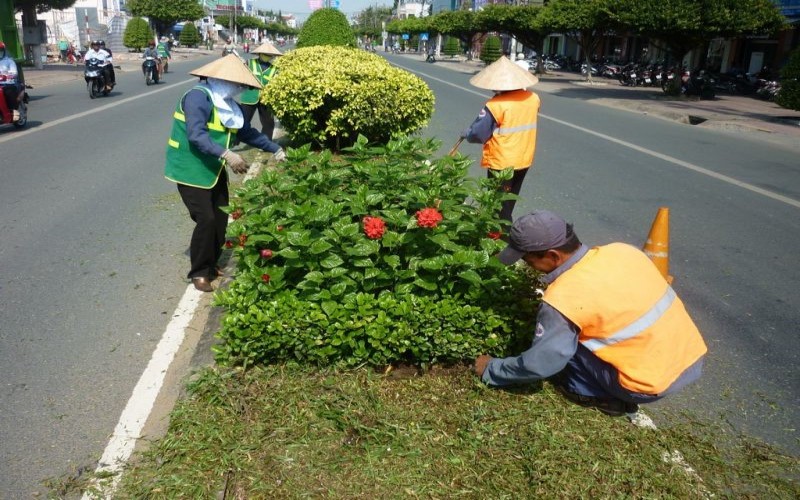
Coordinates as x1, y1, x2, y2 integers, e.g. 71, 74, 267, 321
108, 365, 799, 499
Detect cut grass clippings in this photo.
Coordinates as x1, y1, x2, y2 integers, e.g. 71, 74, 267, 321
109, 365, 799, 499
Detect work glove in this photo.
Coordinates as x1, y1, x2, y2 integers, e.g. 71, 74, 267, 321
272, 148, 287, 163
221, 149, 248, 174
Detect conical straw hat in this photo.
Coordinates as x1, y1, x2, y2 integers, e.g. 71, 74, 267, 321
469, 56, 539, 91
252, 41, 282, 56
190, 54, 263, 88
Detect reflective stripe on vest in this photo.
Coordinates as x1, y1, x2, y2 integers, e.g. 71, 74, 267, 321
581, 286, 676, 352
482, 89, 539, 170
543, 243, 707, 394
164, 86, 233, 189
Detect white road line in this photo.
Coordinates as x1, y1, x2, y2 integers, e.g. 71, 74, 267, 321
397, 63, 800, 210
0, 78, 195, 145
83, 286, 204, 499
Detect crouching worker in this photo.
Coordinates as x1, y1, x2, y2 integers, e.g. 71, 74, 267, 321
474, 210, 707, 416
165, 55, 286, 293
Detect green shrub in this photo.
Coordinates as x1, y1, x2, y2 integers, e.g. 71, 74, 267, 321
123, 17, 151, 52
179, 22, 200, 48
443, 37, 460, 57
777, 48, 800, 111
296, 7, 356, 48
264, 46, 435, 149
480, 35, 502, 64
214, 137, 537, 368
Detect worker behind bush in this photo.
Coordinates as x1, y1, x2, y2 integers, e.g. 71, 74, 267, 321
474, 210, 707, 416
240, 41, 282, 140
164, 55, 286, 293
462, 56, 540, 223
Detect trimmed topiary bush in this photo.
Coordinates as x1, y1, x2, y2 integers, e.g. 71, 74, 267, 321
179, 22, 200, 48
296, 7, 356, 48
264, 46, 435, 149
777, 48, 800, 111
214, 137, 537, 369
443, 36, 460, 57
480, 35, 502, 64
123, 17, 151, 52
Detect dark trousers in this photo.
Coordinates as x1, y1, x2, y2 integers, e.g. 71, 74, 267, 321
487, 167, 529, 223
240, 102, 275, 140
177, 170, 229, 280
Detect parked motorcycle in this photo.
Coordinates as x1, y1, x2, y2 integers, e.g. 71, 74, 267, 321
84, 58, 112, 99
142, 56, 160, 85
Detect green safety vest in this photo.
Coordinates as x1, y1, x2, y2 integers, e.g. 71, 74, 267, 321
156, 42, 169, 58
164, 86, 234, 188
239, 58, 276, 105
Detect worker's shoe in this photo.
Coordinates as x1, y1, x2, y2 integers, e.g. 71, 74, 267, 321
12, 110, 20, 121
554, 384, 638, 417
192, 277, 214, 292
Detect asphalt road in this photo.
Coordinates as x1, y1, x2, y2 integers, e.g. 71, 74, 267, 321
388, 53, 800, 457
0, 50, 797, 497
0, 57, 216, 498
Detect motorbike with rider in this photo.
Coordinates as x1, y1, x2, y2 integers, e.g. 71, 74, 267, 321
142, 40, 162, 85
83, 39, 115, 98
0, 41, 28, 129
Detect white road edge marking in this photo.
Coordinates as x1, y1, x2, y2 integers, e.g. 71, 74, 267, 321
82, 286, 204, 499
0, 78, 196, 145
398, 64, 800, 210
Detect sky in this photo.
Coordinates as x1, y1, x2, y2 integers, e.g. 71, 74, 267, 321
254, 0, 393, 18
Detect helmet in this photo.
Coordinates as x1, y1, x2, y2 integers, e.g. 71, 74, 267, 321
148, 40, 156, 47
98, 40, 105, 46
0, 41, 5, 49
91, 39, 100, 46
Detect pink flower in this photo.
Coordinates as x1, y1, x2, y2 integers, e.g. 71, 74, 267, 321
363, 216, 386, 239
260, 249, 273, 259
416, 207, 443, 228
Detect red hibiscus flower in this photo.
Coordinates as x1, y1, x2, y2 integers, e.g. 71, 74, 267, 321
261, 274, 270, 283
363, 216, 386, 239
224, 240, 234, 249
231, 209, 243, 220
238, 234, 248, 247
487, 231, 503, 240
416, 207, 443, 228
260, 249, 273, 259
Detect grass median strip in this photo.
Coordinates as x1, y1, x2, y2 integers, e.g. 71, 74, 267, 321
108, 365, 798, 498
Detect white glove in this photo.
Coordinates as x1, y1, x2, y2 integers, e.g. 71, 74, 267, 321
272, 148, 287, 163
221, 149, 248, 174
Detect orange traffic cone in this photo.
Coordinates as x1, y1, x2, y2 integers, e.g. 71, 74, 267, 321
643, 207, 673, 284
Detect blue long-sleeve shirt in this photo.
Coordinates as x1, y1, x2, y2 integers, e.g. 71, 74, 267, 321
482, 244, 590, 386
461, 106, 497, 144
182, 85, 280, 159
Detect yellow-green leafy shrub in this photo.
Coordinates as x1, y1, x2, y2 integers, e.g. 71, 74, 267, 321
263, 46, 435, 149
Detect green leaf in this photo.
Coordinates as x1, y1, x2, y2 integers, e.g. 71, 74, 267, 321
353, 258, 373, 267
309, 240, 334, 255
457, 269, 482, 286
419, 256, 445, 270
383, 255, 401, 269
278, 247, 301, 259
413, 277, 438, 291
303, 270, 324, 283
326, 267, 348, 278
320, 254, 345, 269
394, 282, 414, 295
321, 301, 338, 316
287, 231, 311, 246
330, 282, 347, 296
347, 240, 379, 257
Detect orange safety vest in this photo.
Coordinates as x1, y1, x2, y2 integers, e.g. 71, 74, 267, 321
481, 89, 540, 170
543, 243, 707, 395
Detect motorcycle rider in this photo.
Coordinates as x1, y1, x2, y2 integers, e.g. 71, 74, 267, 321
157, 36, 171, 72
84, 40, 114, 91
98, 40, 116, 87
0, 41, 23, 123
142, 40, 163, 79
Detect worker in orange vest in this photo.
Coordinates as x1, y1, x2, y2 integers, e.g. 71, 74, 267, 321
461, 56, 541, 223
474, 210, 707, 416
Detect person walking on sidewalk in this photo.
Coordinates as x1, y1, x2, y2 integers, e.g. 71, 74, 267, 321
164, 55, 286, 292
474, 210, 707, 416
239, 41, 282, 140
461, 56, 541, 223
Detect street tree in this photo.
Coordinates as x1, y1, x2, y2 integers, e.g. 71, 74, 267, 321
537, 0, 619, 82
123, 16, 152, 52
355, 5, 392, 40
296, 7, 356, 48
428, 9, 478, 54
609, 0, 786, 73
475, 4, 547, 73
125, 0, 204, 37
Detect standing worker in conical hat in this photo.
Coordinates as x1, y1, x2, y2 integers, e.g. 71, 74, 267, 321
239, 41, 282, 140
164, 55, 287, 292
461, 56, 541, 223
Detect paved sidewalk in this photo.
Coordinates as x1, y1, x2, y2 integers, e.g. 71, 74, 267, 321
420, 54, 800, 150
